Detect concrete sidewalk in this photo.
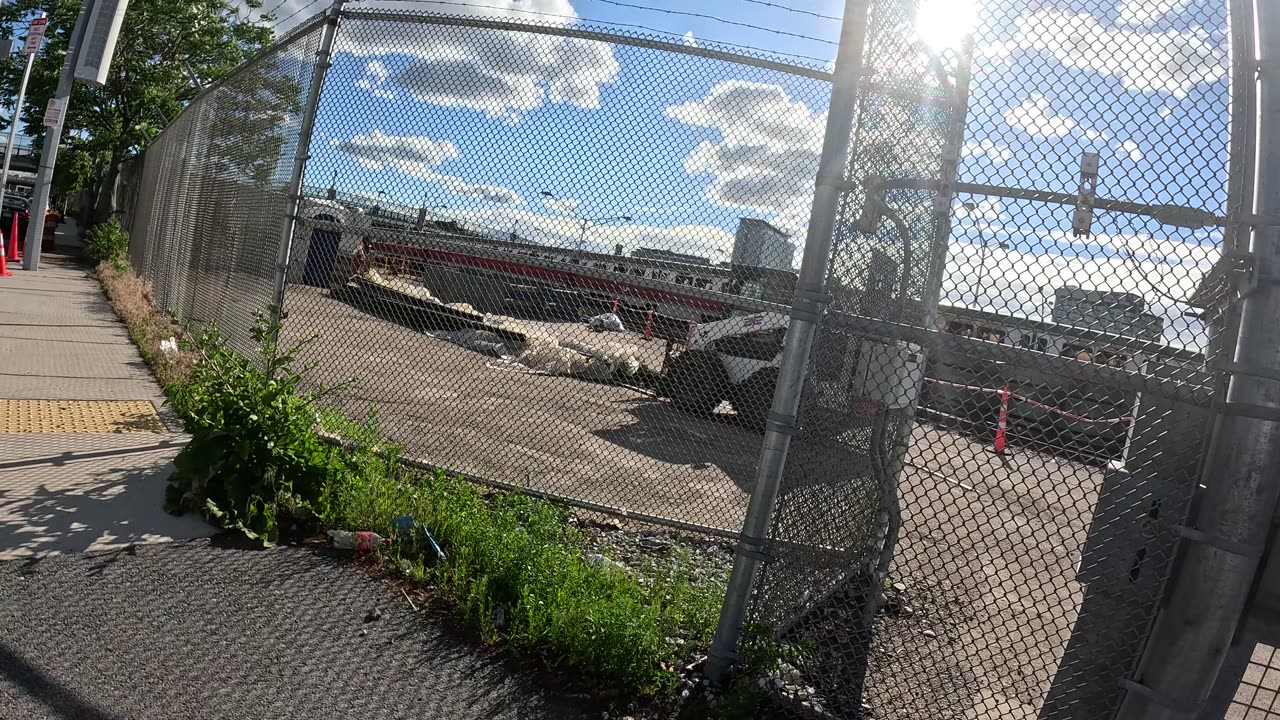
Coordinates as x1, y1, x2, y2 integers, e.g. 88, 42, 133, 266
0, 255, 212, 560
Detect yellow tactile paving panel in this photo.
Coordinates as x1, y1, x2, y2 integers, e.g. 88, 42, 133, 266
0, 399, 166, 433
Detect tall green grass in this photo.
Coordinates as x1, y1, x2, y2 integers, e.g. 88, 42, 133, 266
319, 411, 724, 694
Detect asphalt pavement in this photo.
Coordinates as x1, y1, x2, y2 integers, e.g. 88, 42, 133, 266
0, 538, 592, 720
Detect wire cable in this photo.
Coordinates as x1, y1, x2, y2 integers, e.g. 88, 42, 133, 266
274, 0, 329, 28
733, 0, 842, 23
583, 0, 838, 45
259, 0, 296, 22
349, 0, 835, 64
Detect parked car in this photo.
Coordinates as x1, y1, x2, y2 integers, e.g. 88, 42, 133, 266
1, 193, 30, 251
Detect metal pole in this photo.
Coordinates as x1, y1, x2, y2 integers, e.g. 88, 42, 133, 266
22, 0, 91, 270
269, 0, 345, 326
0, 14, 42, 199
1115, 2, 1280, 717
704, 0, 871, 684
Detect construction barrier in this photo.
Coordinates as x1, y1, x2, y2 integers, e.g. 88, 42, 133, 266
926, 377, 1133, 454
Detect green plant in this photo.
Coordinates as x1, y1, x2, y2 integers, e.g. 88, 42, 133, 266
164, 311, 350, 544
315, 438, 726, 694
84, 217, 130, 270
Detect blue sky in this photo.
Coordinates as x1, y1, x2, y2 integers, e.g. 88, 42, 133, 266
271, 0, 1232, 348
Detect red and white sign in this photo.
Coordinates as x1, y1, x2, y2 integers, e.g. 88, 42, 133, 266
43, 98, 63, 128
23, 17, 47, 55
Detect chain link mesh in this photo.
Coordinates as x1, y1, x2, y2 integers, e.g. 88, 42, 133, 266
122, 22, 326, 355
747, 0, 1232, 718
118, 1, 1242, 717
277, 9, 830, 537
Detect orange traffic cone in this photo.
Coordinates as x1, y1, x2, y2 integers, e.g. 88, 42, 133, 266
991, 383, 1009, 455
0, 242, 10, 277
6, 212, 19, 262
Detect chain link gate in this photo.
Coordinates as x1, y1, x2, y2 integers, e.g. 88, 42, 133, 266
737, 0, 1236, 718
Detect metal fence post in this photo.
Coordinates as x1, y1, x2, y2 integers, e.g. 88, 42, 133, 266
704, 0, 871, 684
1115, 2, 1280, 717
270, 0, 345, 330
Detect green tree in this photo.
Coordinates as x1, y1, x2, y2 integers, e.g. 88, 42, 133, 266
0, 0, 277, 222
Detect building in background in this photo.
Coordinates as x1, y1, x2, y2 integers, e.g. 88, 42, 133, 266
732, 218, 794, 271
1051, 286, 1164, 342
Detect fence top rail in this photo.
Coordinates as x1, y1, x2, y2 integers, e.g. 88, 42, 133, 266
337, 7, 836, 81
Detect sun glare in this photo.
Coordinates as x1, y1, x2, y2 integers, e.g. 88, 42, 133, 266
915, 0, 980, 51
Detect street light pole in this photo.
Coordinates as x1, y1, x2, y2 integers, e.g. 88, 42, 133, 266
23, 0, 93, 270
0, 13, 43, 200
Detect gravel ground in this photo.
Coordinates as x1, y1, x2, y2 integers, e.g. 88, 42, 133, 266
0, 538, 593, 720
280, 282, 1107, 719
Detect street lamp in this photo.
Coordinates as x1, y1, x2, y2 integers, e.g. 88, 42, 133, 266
540, 190, 632, 251
961, 200, 1009, 311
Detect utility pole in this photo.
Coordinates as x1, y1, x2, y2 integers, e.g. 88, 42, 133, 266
704, 0, 871, 684
1115, 1, 1280, 717
23, 0, 93, 270
268, 0, 345, 324
0, 13, 46, 198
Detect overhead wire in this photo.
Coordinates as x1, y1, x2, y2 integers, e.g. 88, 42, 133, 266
274, 0, 330, 28
348, 0, 835, 64
582, 0, 838, 45
734, 0, 842, 23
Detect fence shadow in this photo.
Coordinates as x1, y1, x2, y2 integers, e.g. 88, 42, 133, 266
0, 456, 212, 559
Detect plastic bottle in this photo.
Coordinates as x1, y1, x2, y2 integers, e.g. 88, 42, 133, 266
328, 529, 387, 553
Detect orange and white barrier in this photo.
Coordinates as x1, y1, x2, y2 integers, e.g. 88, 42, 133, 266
925, 377, 1133, 454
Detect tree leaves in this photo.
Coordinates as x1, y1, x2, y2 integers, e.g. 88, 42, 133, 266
0, 0, 274, 202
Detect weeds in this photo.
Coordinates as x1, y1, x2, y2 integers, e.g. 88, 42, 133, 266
165, 313, 354, 544
93, 272, 737, 704
84, 217, 130, 270
320, 450, 724, 694
95, 261, 195, 386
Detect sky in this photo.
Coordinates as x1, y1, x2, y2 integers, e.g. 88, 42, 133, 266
249, 0, 1232, 349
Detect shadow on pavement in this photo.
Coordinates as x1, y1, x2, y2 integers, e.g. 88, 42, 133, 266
0, 457, 211, 560
0, 641, 122, 720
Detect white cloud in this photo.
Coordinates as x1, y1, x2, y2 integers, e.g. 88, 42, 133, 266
1117, 0, 1192, 27
682, 31, 698, 48
1004, 95, 1076, 137
331, 129, 460, 169
541, 196, 581, 216
666, 80, 825, 233
354, 60, 395, 100
962, 138, 1013, 163
940, 232, 1216, 348
450, 205, 737, 262
330, 129, 522, 205
1083, 127, 1109, 143
1005, 10, 1226, 97
1120, 139, 1143, 161
336, 0, 620, 122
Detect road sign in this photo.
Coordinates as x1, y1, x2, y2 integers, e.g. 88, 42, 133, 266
43, 98, 62, 128
23, 17, 47, 55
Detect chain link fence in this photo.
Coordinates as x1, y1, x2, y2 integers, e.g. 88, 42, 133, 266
118, 1, 1245, 717
119, 20, 327, 355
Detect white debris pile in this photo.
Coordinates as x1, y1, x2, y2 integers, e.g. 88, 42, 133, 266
586, 312, 625, 333
486, 314, 651, 379
363, 269, 439, 303
357, 271, 652, 381
432, 329, 509, 357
